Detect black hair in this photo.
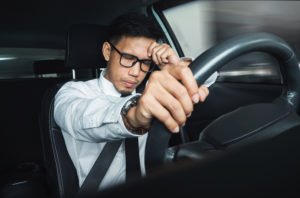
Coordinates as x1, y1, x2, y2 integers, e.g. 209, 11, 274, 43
108, 12, 164, 44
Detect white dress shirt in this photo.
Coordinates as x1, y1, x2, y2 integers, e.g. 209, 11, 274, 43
54, 69, 148, 190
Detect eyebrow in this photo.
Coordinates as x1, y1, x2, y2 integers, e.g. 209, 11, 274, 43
109, 41, 152, 61
124, 52, 152, 62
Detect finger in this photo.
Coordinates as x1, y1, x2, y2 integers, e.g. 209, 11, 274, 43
151, 44, 167, 65
167, 66, 200, 104
150, 43, 171, 65
148, 71, 194, 117
154, 45, 169, 65
160, 48, 180, 66
139, 93, 180, 133
160, 44, 178, 65
155, 84, 188, 126
147, 42, 159, 57
158, 47, 172, 64
198, 85, 209, 102
148, 42, 160, 64
152, 102, 180, 133
150, 46, 160, 65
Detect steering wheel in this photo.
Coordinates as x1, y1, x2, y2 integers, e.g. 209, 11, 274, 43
145, 32, 300, 175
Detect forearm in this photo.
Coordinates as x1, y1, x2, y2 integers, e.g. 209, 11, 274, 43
54, 83, 140, 142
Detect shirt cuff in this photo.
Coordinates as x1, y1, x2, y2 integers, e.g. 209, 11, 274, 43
180, 56, 193, 62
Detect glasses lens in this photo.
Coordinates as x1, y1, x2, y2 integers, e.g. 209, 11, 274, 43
140, 60, 154, 72
142, 60, 152, 66
120, 54, 137, 67
119, 51, 154, 73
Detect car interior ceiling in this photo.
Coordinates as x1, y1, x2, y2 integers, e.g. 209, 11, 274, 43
0, 0, 158, 47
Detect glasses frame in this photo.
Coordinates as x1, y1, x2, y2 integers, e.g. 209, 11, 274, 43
108, 41, 155, 73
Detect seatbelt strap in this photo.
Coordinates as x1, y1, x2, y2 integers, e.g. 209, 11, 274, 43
77, 92, 141, 197
76, 140, 122, 197
125, 137, 141, 183
122, 93, 142, 183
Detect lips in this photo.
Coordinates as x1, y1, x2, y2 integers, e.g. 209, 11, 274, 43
123, 80, 138, 88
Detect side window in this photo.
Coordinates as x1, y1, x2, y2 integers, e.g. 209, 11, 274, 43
0, 48, 67, 79
150, 1, 300, 84
162, 1, 215, 58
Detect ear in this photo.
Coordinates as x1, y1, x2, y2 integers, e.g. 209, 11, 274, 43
102, 41, 111, 61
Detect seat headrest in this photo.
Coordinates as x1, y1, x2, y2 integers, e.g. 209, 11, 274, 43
65, 24, 108, 69
34, 60, 71, 74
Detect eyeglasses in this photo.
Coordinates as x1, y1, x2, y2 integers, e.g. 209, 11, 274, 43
108, 41, 154, 73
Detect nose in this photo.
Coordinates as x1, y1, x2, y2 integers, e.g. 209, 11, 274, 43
129, 61, 141, 76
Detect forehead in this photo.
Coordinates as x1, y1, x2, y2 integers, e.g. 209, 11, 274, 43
115, 36, 155, 57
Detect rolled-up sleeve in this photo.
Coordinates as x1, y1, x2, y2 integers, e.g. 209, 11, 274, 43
54, 81, 140, 143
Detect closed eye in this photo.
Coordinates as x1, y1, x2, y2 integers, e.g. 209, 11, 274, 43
141, 60, 152, 66
122, 53, 137, 61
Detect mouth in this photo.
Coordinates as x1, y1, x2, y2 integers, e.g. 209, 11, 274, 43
123, 80, 138, 89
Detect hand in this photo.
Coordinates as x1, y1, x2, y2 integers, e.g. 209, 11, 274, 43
126, 64, 209, 133
147, 42, 180, 68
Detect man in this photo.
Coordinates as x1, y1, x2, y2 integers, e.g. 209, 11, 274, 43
54, 12, 209, 190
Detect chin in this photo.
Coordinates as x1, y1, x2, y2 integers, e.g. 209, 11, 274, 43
120, 90, 132, 96
119, 87, 133, 95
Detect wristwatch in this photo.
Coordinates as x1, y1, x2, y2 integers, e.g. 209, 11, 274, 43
121, 95, 148, 135
121, 95, 140, 116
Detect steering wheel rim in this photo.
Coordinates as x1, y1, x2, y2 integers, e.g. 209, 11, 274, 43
145, 32, 300, 174
191, 32, 300, 108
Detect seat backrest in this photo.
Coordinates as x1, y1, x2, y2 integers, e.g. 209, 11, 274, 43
39, 24, 108, 198
65, 24, 108, 79
40, 84, 79, 198
34, 59, 71, 78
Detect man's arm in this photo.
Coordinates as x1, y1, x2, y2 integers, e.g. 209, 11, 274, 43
54, 81, 142, 142
124, 42, 209, 133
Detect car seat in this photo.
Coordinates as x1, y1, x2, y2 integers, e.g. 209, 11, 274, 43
39, 24, 108, 198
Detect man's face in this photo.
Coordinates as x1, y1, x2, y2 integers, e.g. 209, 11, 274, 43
103, 36, 154, 94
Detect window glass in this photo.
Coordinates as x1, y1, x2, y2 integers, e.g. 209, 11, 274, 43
0, 48, 65, 79
160, 1, 300, 84
163, 1, 215, 58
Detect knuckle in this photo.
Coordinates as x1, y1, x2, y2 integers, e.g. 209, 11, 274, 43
168, 100, 180, 113
180, 66, 191, 75
177, 86, 187, 96
162, 43, 170, 48
138, 95, 147, 106
175, 68, 186, 79
160, 111, 171, 122
149, 71, 160, 81
168, 102, 186, 125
